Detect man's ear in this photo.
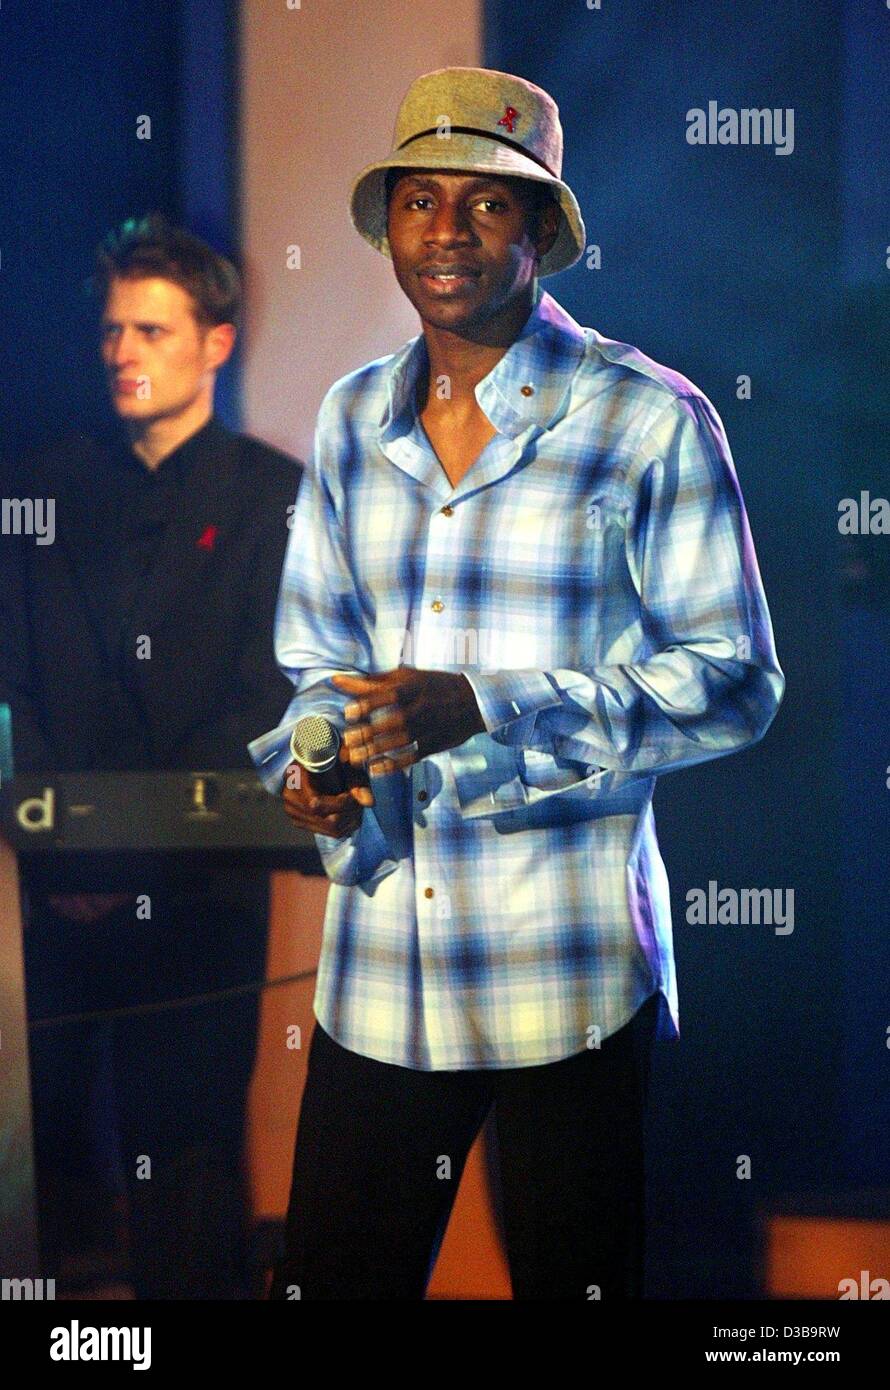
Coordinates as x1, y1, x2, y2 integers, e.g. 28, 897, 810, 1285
204, 321, 236, 371
534, 199, 560, 259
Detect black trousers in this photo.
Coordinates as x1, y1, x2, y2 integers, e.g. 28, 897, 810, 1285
269, 991, 661, 1301
23, 873, 270, 1299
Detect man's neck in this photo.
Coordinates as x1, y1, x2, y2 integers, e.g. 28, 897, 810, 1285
125, 398, 214, 471
419, 285, 536, 415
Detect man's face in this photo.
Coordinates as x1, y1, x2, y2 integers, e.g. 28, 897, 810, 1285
100, 276, 232, 423
386, 169, 559, 334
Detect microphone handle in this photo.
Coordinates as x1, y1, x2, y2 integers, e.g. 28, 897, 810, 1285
300, 759, 345, 797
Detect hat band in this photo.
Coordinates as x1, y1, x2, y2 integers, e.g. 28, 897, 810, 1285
395, 125, 558, 179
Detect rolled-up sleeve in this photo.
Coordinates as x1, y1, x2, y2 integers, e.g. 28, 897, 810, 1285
450, 393, 785, 817
257, 393, 398, 887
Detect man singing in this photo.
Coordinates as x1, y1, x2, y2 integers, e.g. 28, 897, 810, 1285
269, 67, 784, 1300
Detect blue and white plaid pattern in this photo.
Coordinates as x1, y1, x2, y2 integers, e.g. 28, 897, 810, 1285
273, 285, 785, 1070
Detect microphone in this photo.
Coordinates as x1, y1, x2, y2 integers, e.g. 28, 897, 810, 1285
249, 676, 414, 873
289, 713, 344, 795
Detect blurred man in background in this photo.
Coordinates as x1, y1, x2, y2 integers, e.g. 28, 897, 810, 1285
0, 214, 301, 1297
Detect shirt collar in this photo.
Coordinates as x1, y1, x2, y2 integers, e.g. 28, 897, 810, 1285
118, 414, 227, 484
380, 284, 587, 443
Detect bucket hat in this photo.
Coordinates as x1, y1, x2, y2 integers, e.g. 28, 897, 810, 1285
349, 66, 586, 277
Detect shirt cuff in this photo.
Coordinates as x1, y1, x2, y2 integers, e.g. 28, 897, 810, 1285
446, 734, 607, 820
449, 671, 607, 819
461, 669, 562, 734
314, 805, 401, 887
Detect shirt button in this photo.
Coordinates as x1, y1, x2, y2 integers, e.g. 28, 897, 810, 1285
520, 384, 535, 397
431, 599, 444, 613
440, 505, 454, 516
417, 789, 428, 802
424, 887, 434, 899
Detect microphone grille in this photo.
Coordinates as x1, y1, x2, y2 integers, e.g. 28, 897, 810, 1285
290, 714, 339, 770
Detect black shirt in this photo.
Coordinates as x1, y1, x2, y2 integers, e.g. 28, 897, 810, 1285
0, 414, 302, 772
103, 417, 221, 684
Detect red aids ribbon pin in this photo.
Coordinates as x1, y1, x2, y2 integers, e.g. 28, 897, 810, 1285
497, 105, 519, 134
196, 524, 218, 551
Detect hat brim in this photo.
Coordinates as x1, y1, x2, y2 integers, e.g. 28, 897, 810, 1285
349, 133, 586, 278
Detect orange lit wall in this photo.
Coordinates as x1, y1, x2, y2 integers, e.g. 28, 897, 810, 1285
239, 1, 512, 1298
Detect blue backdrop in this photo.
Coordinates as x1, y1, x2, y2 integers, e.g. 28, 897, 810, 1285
0, 0, 240, 460
485, 0, 889, 1295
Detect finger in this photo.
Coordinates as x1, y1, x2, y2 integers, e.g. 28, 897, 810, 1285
342, 707, 406, 747
307, 790, 365, 816
342, 762, 373, 797
343, 700, 420, 758
344, 723, 410, 762
319, 813, 362, 837
348, 727, 419, 764
342, 686, 409, 722
282, 785, 314, 811
329, 671, 398, 694
367, 742, 419, 775
282, 802, 362, 837
319, 805, 363, 836
281, 763, 371, 828
282, 763, 345, 808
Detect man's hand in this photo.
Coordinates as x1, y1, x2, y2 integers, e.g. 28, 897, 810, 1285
47, 893, 135, 923
331, 667, 486, 773
281, 740, 375, 840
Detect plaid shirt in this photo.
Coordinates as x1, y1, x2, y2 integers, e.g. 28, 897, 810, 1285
273, 285, 785, 1070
